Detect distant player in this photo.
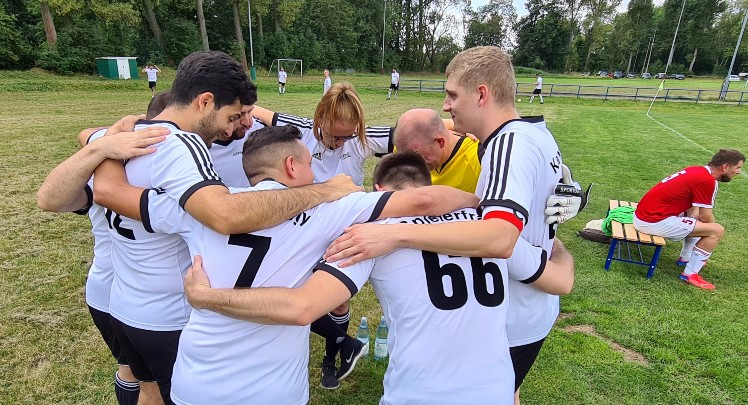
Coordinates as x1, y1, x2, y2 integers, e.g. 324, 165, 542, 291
324, 46, 586, 404
393, 108, 482, 193
182, 152, 574, 405
113, 125, 478, 404
142, 64, 161, 97
529, 73, 543, 104
278, 66, 287, 94
387, 68, 400, 100
323, 69, 332, 94
634, 149, 744, 290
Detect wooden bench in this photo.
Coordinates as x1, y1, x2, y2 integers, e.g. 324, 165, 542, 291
605, 200, 667, 278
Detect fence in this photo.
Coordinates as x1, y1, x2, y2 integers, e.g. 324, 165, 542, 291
397, 79, 748, 105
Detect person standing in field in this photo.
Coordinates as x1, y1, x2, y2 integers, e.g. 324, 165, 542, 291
387, 68, 400, 100
323, 69, 332, 95
142, 64, 161, 97
278, 67, 287, 95
529, 73, 543, 104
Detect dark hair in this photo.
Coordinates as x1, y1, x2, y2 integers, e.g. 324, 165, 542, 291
242, 125, 305, 179
709, 149, 745, 167
373, 152, 432, 190
171, 51, 257, 109
146, 90, 171, 119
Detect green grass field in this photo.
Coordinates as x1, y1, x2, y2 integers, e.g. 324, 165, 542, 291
1, 70, 747, 404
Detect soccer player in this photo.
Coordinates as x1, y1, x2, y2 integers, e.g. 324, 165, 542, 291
633, 149, 744, 290
91, 51, 360, 404
323, 69, 332, 94
529, 73, 543, 104
210, 104, 266, 188
278, 66, 287, 94
393, 108, 482, 193
117, 125, 478, 404
183, 152, 574, 405
387, 68, 399, 100
142, 64, 161, 97
37, 117, 169, 405
324, 46, 581, 404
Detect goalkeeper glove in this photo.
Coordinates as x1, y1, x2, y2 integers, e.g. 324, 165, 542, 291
545, 164, 592, 225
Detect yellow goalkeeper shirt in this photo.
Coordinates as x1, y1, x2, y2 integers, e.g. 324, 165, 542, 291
431, 137, 482, 193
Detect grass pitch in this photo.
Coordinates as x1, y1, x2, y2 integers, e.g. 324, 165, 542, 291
1, 69, 747, 404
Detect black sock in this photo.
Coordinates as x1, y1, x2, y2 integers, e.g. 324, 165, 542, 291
311, 315, 346, 360
328, 310, 351, 358
115, 371, 139, 405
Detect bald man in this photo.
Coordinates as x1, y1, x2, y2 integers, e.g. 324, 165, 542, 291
394, 108, 482, 193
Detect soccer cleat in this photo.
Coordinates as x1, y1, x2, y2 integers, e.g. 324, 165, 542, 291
679, 273, 715, 290
335, 337, 366, 381
320, 357, 340, 390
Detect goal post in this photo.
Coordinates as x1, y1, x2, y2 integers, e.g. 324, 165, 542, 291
268, 58, 303, 77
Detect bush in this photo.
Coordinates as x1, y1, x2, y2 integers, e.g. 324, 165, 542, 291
0, 6, 35, 70
515, 66, 544, 75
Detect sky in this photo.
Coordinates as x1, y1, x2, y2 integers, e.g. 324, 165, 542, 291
469, 0, 666, 16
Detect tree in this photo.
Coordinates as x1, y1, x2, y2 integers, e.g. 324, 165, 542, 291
141, 0, 166, 60
562, 0, 586, 71
581, 0, 620, 72
464, 0, 516, 49
196, 0, 209, 50
231, 0, 248, 70
39, 1, 57, 48
683, 0, 726, 72
514, 0, 570, 71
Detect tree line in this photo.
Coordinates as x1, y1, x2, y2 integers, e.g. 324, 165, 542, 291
1, 0, 746, 76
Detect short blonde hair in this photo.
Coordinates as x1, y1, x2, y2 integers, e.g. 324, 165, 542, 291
445, 46, 516, 106
313, 82, 367, 147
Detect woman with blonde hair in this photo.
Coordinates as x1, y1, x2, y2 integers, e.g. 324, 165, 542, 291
250, 82, 393, 186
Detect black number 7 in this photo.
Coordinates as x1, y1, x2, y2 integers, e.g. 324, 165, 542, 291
228, 234, 272, 288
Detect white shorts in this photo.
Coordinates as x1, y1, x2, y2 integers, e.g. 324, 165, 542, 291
633, 214, 695, 241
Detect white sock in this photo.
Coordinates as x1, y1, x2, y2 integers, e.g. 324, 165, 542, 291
539, 95, 544, 103
279, 86, 282, 94
684, 246, 711, 276
679, 237, 699, 260
529, 96, 534, 103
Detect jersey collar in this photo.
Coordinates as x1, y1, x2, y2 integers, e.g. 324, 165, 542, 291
136, 119, 182, 130
485, 116, 545, 145
436, 137, 465, 174
213, 138, 234, 147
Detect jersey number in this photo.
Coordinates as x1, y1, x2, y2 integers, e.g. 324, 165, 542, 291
422, 251, 504, 310
104, 209, 135, 240
229, 234, 271, 288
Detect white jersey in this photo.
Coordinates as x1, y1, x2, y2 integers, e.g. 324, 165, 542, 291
391, 71, 400, 84
278, 70, 287, 83
82, 129, 114, 312
535, 76, 543, 90
269, 112, 392, 185
143, 181, 391, 405
323, 76, 332, 94
108, 120, 224, 331
319, 209, 548, 405
144, 68, 158, 82
209, 118, 266, 188
476, 116, 562, 346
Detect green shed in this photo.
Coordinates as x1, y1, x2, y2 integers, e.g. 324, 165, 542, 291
96, 57, 139, 79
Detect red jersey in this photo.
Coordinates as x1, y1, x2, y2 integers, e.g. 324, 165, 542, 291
635, 166, 718, 223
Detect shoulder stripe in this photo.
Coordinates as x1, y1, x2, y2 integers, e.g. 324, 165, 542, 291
365, 126, 392, 137
174, 133, 220, 182
276, 113, 313, 129
497, 132, 515, 199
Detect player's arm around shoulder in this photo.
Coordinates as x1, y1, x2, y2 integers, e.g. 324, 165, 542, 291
249, 105, 275, 126
184, 255, 354, 326
374, 185, 479, 220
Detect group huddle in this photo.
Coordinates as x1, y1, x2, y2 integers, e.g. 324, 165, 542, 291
38, 46, 588, 405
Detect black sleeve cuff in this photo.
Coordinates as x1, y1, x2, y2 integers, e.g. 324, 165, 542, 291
141, 189, 154, 233
178, 180, 226, 209
388, 127, 395, 153
72, 185, 94, 215
478, 199, 529, 225
520, 248, 547, 284
366, 191, 394, 222
314, 262, 359, 296
271, 112, 279, 126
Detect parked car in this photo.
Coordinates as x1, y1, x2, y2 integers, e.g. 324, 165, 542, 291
655, 73, 667, 79
728, 74, 740, 82
671, 74, 685, 80
626, 73, 636, 79
612, 71, 624, 79
597, 70, 608, 77
641, 72, 652, 79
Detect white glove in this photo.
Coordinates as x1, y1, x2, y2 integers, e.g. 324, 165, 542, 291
545, 164, 592, 225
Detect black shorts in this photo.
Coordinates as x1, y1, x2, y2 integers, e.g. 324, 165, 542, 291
88, 306, 127, 365
110, 317, 182, 405
149, 81, 157, 89
390, 83, 399, 90
279, 81, 286, 86
532, 88, 541, 94
509, 337, 546, 391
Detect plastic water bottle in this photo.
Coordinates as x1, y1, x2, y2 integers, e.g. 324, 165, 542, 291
356, 317, 370, 358
374, 316, 389, 361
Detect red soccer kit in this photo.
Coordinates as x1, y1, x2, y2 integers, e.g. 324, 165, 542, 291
636, 166, 718, 223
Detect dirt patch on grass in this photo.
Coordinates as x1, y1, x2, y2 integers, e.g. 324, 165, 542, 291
562, 324, 649, 365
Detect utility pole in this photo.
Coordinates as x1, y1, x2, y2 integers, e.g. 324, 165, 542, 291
247, 0, 256, 80
720, 10, 748, 100
381, 0, 386, 75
